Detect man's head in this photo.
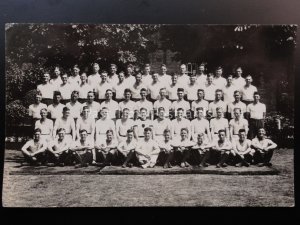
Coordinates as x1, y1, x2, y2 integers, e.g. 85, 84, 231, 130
42, 73, 50, 83
197, 89, 205, 100
159, 87, 167, 99
106, 129, 114, 142
79, 129, 88, 141
177, 88, 185, 100
180, 64, 186, 74
124, 89, 132, 100
101, 107, 109, 119
207, 73, 214, 85
122, 108, 130, 119
57, 128, 66, 141
163, 129, 171, 141
180, 127, 188, 140
177, 108, 184, 119
40, 108, 48, 119
245, 75, 252, 85
216, 107, 223, 118
218, 129, 226, 141
80, 72, 87, 83
238, 129, 246, 141
135, 72, 142, 84
35, 93, 42, 103
253, 92, 260, 103
171, 73, 178, 85
215, 89, 223, 101
110, 64, 117, 74
54, 66, 61, 77
152, 72, 159, 82
197, 132, 205, 145
140, 88, 147, 100
215, 66, 223, 77
73, 65, 80, 75
257, 128, 266, 138
87, 91, 95, 103
227, 75, 233, 85
101, 70, 108, 82
236, 67, 242, 77
62, 106, 70, 119
105, 89, 113, 100
127, 64, 134, 75
118, 71, 125, 82
33, 128, 42, 141
196, 107, 204, 119
199, 63, 205, 73
93, 63, 100, 73
144, 64, 151, 74
161, 64, 167, 74
71, 90, 79, 102
53, 91, 62, 104
233, 107, 242, 119
234, 90, 241, 102
82, 106, 90, 118
144, 127, 152, 141
158, 107, 166, 119
126, 129, 134, 142
140, 108, 148, 120
61, 73, 68, 84
190, 74, 196, 84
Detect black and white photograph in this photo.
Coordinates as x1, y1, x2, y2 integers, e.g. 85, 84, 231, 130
3, 24, 295, 207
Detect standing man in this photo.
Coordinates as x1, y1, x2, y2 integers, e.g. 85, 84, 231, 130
159, 64, 171, 84
134, 88, 153, 120
227, 90, 247, 120
66, 90, 82, 122
130, 72, 147, 101
147, 72, 165, 103
178, 64, 190, 84
68, 64, 81, 86
185, 74, 199, 102
124, 64, 136, 85
232, 66, 246, 90
118, 89, 136, 119
76, 106, 95, 143
196, 63, 207, 85
142, 64, 153, 85
191, 89, 209, 118
241, 75, 258, 105
100, 89, 119, 121
96, 70, 113, 102
88, 63, 101, 89
246, 92, 266, 139
208, 89, 227, 119
58, 73, 77, 104
78, 72, 93, 103
116, 108, 135, 143
154, 88, 172, 119
251, 128, 277, 167
47, 91, 65, 122
202, 74, 217, 103
223, 75, 238, 104
50, 66, 63, 89
229, 108, 249, 142
28, 92, 47, 129
167, 73, 181, 101
171, 108, 192, 140
191, 107, 211, 142
35, 108, 54, 142
112, 71, 127, 103
37, 72, 54, 105
95, 107, 117, 142
213, 66, 227, 89
82, 91, 101, 120
108, 63, 119, 85
171, 88, 190, 119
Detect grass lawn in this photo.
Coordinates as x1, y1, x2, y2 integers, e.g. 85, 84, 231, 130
2, 148, 294, 207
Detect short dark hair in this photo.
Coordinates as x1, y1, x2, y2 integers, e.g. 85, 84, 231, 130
239, 129, 246, 133
106, 129, 114, 135
80, 129, 88, 134
63, 106, 70, 112
144, 127, 152, 133
57, 128, 66, 133
218, 129, 226, 134
34, 128, 42, 134
177, 88, 184, 92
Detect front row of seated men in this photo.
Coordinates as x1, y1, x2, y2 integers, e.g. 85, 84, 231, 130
21, 126, 277, 169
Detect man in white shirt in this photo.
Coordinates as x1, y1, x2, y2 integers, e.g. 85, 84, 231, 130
124, 64, 136, 85
232, 66, 246, 89
251, 128, 277, 167
223, 74, 238, 104
211, 129, 232, 168
147, 72, 165, 103
28, 92, 47, 127
154, 88, 172, 119
35, 108, 53, 142
246, 92, 266, 139
196, 63, 207, 86
118, 89, 136, 119
100, 89, 119, 121
142, 63, 153, 86
208, 89, 227, 119
87, 63, 101, 89
159, 64, 171, 84
108, 63, 119, 85
172, 108, 192, 140
113, 71, 128, 103
227, 90, 247, 120
213, 66, 227, 89
202, 73, 217, 103
82, 91, 101, 120
241, 75, 258, 105
130, 72, 147, 101
135, 127, 160, 168
37, 72, 54, 105
96, 70, 113, 102
167, 73, 181, 101
178, 64, 190, 84
68, 64, 81, 86
191, 89, 209, 118
171, 88, 190, 119
117, 129, 138, 168
21, 128, 48, 166
229, 108, 249, 142
191, 107, 211, 142
133, 108, 153, 142
157, 129, 174, 168
47, 91, 65, 122
95, 107, 117, 143
191, 132, 212, 167
186, 74, 199, 102
135, 88, 153, 120
50, 66, 63, 89
58, 73, 77, 104
78, 72, 93, 103
153, 107, 173, 143
66, 90, 82, 122
76, 106, 95, 143
210, 107, 229, 141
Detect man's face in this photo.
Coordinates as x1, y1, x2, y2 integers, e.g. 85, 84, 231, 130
199, 66, 205, 73
83, 108, 89, 118
236, 68, 242, 77
40, 110, 47, 118
152, 73, 158, 82
208, 76, 213, 84
160, 89, 166, 98
43, 74, 50, 83
190, 76, 196, 84
218, 132, 225, 141
107, 133, 113, 142
180, 129, 188, 140
63, 110, 70, 118
140, 90, 147, 99
127, 132, 133, 142
123, 110, 129, 119
73, 67, 80, 75
197, 109, 204, 118
177, 110, 184, 118
239, 132, 246, 141
172, 76, 178, 84
164, 132, 170, 141
234, 92, 241, 101
54, 94, 62, 104
227, 76, 233, 85
246, 77, 252, 85
144, 130, 152, 140
140, 110, 147, 120
197, 135, 204, 144
216, 110, 223, 118
254, 94, 260, 102
33, 132, 41, 141
127, 67, 133, 74
106, 91, 113, 100
71, 92, 79, 101
216, 69, 222, 77
158, 109, 165, 119
87, 93, 94, 102
101, 73, 107, 82
215, 91, 222, 100
144, 66, 150, 74
135, 74, 142, 83
161, 66, 167, 74
93, 64, 99, 73
62, 75, 68, 84
58, 131, 65, 141
258, 128, 265, 138
197, 91, 204, 100
110, 66, 117, 74
177, 91, 184, 100
35, 95, 42, 103
54, 68, 60, 77
101, 109, 108, 119
118, 73, 125, 81
124, 91, 131, 100
80, 132, 87, 141
180, 65, 186, 74
234, 109, 241, 119
80, 74, 87, 83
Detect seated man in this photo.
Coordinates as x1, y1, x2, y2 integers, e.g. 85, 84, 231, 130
251, 128, 277, 167
172, 128, 195, 168
70, 129, 95, 168
232, 129, 255, 167
157, 129, 174, 169
20, 128, 47, 166
191, 133, 212, 167
135, 127, 160, 168
211, 129, 232, 168
94, 129, 118, 166
46, 128, 71, 166
117, 129, 138, 168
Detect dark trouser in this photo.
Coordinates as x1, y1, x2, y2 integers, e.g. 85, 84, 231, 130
22, 151, 47, 165
78, 98, 88, 104
61, 99, 70, 105
96, 148, 118, 164
253, 149, 274, 164
233, 153, 253, 165
71, 149, 93, 165
156, 151, 175, 166
131, 98, 141, 102
248, 119, 265, 139
42, 98, 53, 106
46, 150, 71, 164
174, 148, 191, 165
242, 100, 253, 105
209, 150, 230, 165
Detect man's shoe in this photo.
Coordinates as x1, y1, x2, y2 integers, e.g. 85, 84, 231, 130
221, 163, 228, 167
185, 162, 191, 167
236, 162, 243, 167
216, 164, 221, 168
180, 162, 185, 168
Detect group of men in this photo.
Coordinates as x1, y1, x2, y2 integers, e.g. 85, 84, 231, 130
21, 63, 277, 168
